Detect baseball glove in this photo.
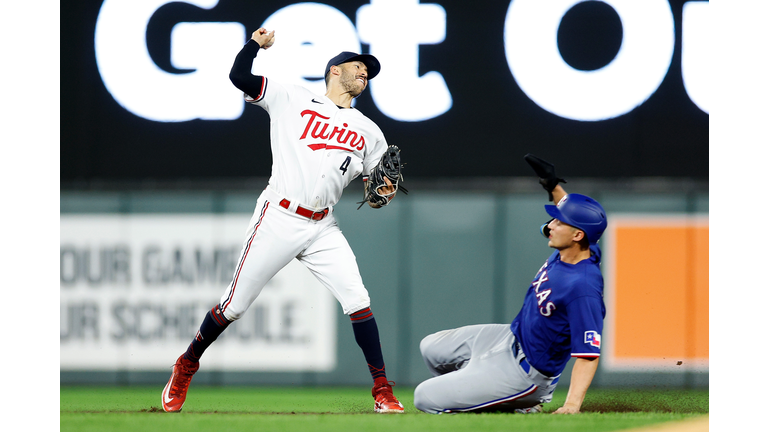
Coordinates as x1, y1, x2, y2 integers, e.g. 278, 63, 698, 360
524, 153, 566, 202
357, 145, 408, 209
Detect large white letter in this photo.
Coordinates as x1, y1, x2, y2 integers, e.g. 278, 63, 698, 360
95, 0, 245, 122
357, 0, 452, 122
682, 1, 708, 114
256, 3, 361, 99
504, 0, 675, 121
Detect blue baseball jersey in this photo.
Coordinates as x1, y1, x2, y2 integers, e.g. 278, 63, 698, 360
510, 245, 605, 377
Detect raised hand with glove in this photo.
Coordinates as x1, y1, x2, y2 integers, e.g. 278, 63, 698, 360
524, 153, 568, 239
524, 153, 567, 202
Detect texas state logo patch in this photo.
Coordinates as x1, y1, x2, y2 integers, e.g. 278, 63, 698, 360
584, 331, 601, 348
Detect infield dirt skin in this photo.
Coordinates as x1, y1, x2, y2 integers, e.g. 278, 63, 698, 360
623, 416, 708, 432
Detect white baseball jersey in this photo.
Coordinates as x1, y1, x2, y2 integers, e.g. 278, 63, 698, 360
217, 79, 389, 321
245, 78, 389, 210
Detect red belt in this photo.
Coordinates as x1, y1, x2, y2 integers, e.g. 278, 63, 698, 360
279, 199, 329, 221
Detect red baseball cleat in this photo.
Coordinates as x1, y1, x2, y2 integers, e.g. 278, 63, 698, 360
161, 355, 200, 412
372, 378, 405, 413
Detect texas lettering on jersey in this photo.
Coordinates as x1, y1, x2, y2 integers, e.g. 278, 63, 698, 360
532, 268, 556, 317
300, 109, 367, 152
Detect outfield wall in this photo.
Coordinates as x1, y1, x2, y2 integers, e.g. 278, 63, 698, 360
60, 178, 708, 389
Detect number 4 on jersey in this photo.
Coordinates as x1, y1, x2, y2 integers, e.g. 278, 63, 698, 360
339, 156, 351, 175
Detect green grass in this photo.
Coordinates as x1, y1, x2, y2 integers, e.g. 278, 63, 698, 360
61, 386, 708, 432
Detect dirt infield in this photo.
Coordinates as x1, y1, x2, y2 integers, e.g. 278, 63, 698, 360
625, 416, 708, 432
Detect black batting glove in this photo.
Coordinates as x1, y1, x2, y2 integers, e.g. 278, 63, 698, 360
524, 153, 567, 202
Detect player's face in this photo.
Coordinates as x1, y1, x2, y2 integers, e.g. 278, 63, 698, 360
546, 219, 584, 250
338, 62, 368, 97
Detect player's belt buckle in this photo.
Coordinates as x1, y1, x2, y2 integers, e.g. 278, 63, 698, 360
309, 209, 328, 221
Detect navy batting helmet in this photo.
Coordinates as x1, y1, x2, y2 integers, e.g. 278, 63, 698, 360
544, 194, 607, 245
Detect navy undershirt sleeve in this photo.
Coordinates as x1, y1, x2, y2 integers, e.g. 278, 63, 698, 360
229, 39, 264, 98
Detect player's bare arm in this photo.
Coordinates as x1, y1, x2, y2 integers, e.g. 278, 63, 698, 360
552, 357, 599, 414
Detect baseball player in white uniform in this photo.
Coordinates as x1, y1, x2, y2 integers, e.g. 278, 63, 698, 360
162, 28, 404, 414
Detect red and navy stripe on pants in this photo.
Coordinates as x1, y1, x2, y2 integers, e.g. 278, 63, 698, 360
220, 200, 270, 316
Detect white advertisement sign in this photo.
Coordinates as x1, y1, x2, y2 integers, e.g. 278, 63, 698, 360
60, 214, 337, 371
94, 0, 707, 123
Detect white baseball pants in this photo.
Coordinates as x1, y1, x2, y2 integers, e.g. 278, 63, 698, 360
218, 187, 371, 321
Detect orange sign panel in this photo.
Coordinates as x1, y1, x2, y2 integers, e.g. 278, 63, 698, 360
604, 216, 709, 371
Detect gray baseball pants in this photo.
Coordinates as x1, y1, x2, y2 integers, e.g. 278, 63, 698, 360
414, 324, 559, 414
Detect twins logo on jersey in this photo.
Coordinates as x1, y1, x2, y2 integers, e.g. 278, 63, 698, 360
300, 109, 367, 152
584, 331, 601, 348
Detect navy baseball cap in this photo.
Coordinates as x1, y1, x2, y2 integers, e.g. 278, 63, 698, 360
324, 52, 381, 80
